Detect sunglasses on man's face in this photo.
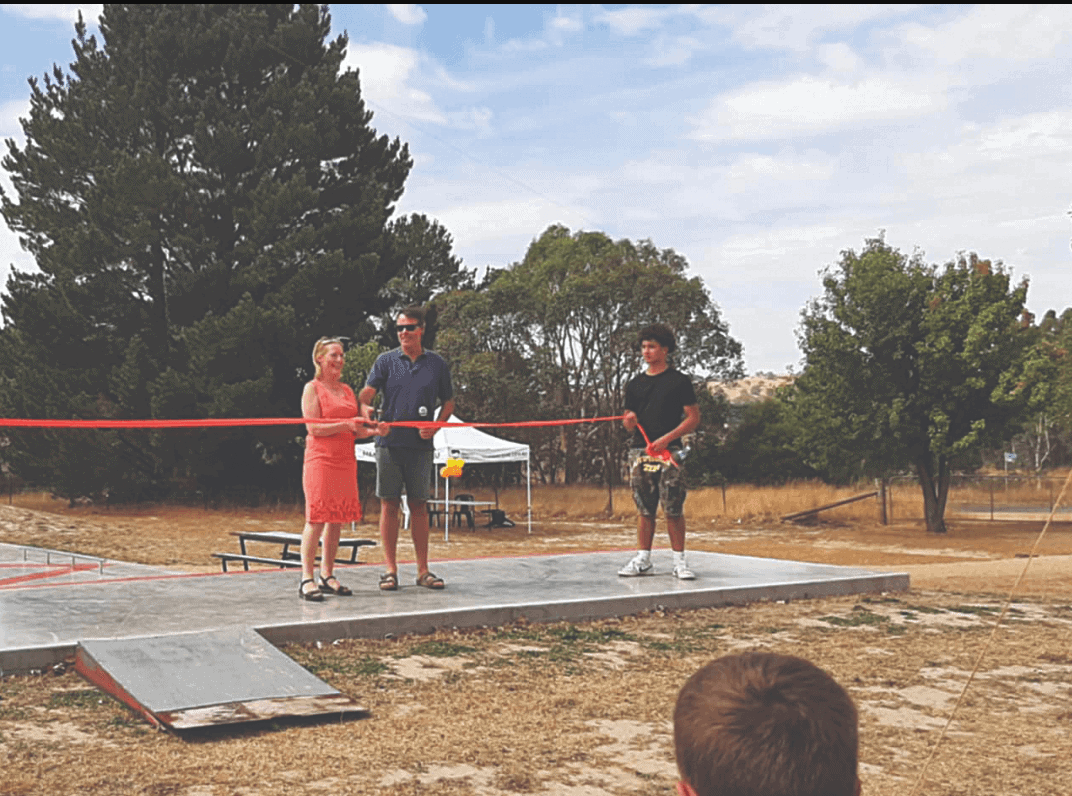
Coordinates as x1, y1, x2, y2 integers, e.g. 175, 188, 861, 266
396, 323, 420, 332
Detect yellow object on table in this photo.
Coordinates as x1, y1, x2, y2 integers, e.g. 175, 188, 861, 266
440, 457, 465, 478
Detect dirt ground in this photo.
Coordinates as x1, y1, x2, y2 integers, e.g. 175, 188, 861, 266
1, 500, 1071, 795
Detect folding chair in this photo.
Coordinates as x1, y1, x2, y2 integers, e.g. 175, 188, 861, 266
452, 494, 476, 529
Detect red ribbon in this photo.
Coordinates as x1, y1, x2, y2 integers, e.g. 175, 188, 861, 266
0, 413, 681, 465
0, 415, 629, 430
634, 422, 679, 467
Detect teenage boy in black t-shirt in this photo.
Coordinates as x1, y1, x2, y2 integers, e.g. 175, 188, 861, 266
620, 324, 700, 579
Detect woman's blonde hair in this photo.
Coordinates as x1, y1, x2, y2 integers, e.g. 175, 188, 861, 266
312, 337, 344, 378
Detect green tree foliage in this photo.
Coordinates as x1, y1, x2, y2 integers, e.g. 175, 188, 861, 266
434, 289, 543, 486
792, 237, 1048, 532
438, 225, 744, 485
718, 398, 817, 485
680, 386, 732, 487
1009, 308, 1072, 470
376, 213, 475, 345
0, 5, 413, 501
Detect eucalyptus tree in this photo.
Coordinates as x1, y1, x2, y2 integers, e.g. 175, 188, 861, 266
481, 225, 743, 485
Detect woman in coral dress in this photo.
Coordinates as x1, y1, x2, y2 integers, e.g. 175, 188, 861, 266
299, 338, 376, 601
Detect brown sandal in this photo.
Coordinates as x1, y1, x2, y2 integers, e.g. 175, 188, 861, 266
416, 571, 445, 590
379, 571, 399, 591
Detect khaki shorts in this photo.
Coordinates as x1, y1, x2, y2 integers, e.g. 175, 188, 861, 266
376, 446, 434, 501
630, 449, 687, 518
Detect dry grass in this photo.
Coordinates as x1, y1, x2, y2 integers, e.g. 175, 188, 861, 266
11, 469, 1071, 538
4, 481, 889, 528
4, 486, 1072, 794
2, 593, 1071, 795
466, 481, 886, 524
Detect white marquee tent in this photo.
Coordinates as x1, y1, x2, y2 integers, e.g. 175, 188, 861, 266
355, 417, 531, 536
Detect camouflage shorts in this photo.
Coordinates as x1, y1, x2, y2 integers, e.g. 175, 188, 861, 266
630, 449, 687, 518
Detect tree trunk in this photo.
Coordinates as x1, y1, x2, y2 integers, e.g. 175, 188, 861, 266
148, 240, 170, 366
556, 381, 577, 484
915, 455, 949, 533
1033, 413, 1051, 472
604, 439, 615, 517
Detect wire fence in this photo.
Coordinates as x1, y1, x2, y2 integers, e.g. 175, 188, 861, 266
886, 474, 1072, 522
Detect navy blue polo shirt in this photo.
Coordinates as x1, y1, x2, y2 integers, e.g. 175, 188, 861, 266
366, 348, 454, 449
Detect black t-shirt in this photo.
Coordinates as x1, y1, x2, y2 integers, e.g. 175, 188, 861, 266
624, 367, 697, 450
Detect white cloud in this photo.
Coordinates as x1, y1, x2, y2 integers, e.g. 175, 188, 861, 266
501, 36, 550, 54
434, 197, 586, 246
817, 43, 861, 73
719, 5, 916, 53
644, 35, 704, 68
0, 176, 37, 288
1, 98, 35, 289
2, 3, 102, 24
720, 305, 806, 373
0, 226, 35, 279
594, 5, 670, 36
900, 111, 1072, 186
447, 106, 493, 135
0, 98, 29, 140
621, 150, 716, 186
429, 62, 473, 93
713, 224, 848, 267
550, 13, 582, 33
724, 152, 835, 193
971, 111, 1072, 160
691, 75, 943, 141
385, 4, 426, 27
899, 5, 1072, 64
343, 43, 445, 124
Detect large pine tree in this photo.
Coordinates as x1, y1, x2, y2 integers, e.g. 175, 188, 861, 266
0, 5, 413, 500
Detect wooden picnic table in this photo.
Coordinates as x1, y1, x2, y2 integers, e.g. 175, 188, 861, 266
212, 530, 376, 572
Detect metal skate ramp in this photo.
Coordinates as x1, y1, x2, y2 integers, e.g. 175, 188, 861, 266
75, 627, 364, 731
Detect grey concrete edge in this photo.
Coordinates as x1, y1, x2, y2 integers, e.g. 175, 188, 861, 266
258, 572, 910, 647
0, 643, 77, 676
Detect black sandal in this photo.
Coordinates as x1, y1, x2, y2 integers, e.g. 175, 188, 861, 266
299, 578, 324, 602
318, 574, 352, 596
379, 571, 399, 591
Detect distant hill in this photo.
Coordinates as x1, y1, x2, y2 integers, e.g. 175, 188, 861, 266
707, 375, 794, 405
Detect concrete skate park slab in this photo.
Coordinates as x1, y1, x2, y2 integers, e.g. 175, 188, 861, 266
0, 543, 908, 673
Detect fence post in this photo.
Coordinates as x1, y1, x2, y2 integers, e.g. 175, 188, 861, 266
876, 477, 888, 525
989, 478, 994, 521
721, 482, 727, 513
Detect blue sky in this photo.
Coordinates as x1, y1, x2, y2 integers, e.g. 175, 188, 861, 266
2, 4, 1071, 374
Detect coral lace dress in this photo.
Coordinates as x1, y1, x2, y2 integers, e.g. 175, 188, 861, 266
303, 380, 362, 523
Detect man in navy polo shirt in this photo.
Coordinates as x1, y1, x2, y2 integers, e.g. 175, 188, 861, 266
360, 306, 454, 591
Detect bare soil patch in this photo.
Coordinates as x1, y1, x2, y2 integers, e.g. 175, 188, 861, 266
2, 497, 1071, 794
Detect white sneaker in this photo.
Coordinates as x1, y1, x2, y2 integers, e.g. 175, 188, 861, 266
673, 562, 696, 580
618, 555, 654, 577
